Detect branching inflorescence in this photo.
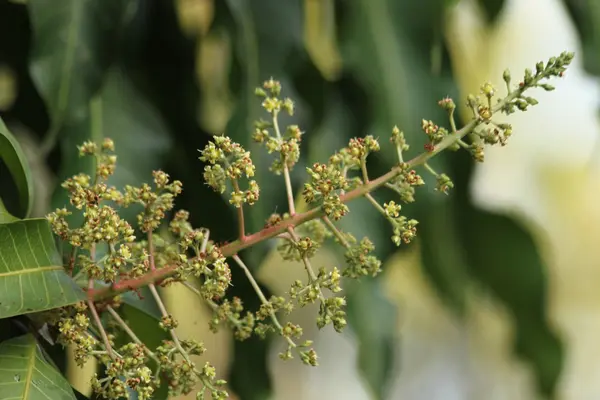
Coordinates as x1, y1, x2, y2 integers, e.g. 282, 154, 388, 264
45, 52, 574, 399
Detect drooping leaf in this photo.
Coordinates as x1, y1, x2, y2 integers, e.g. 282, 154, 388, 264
338, 0, 468, 312
339, 0, 450, 156
117, 0, 236, 244
0, 116, 33, 219
0, 219, 85, 318
101, 71, 172, 194
0, 334, 76, 400
303, 0, 343, 80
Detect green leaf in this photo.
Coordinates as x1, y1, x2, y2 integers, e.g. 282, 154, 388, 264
449, 136, 563, 397
0, 334, 76, 399
223, 0, 306, 238
0, 116, 33, 219
0, 198, 20, 224
0, 219, 85, 318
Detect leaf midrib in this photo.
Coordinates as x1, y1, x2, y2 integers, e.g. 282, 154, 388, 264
0, 266, 63, 278
22, 339, 36, 399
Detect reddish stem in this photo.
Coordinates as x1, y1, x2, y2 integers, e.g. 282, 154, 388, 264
87, 117, 482, 302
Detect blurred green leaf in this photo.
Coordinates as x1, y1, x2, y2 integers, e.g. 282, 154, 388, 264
459, 209, 563, 396
562, 0, 600, 75
99, 69, 172, 224
27, 0, 135, 139
0, 219, 85, 318
345, 279, 397, 400
0, 116, 33, 219
340, 0, 450, 154
475, 0, 506, 23
0, 0, 52, 140
0, 334, 76, 400
451, 149, 563, 396
416, 197, 469, 314
219, 1, 272, 396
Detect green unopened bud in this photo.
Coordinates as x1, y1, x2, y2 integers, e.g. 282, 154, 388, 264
535, 61, 544, 75
503, 69, 511, 85
524, 96, 539, 106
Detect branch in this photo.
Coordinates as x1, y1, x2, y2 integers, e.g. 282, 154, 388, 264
86, 84, 531, 302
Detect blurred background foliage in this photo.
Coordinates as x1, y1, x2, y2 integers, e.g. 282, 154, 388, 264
0, 0, 599, 399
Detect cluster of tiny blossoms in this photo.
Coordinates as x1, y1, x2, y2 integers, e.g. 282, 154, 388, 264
41, 52, 572, 400
252, 78, 302, 174
46, 140, 229, 399
199, 136, 259, 208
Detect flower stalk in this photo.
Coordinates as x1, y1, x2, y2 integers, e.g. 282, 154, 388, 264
44, 51, 573, 400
